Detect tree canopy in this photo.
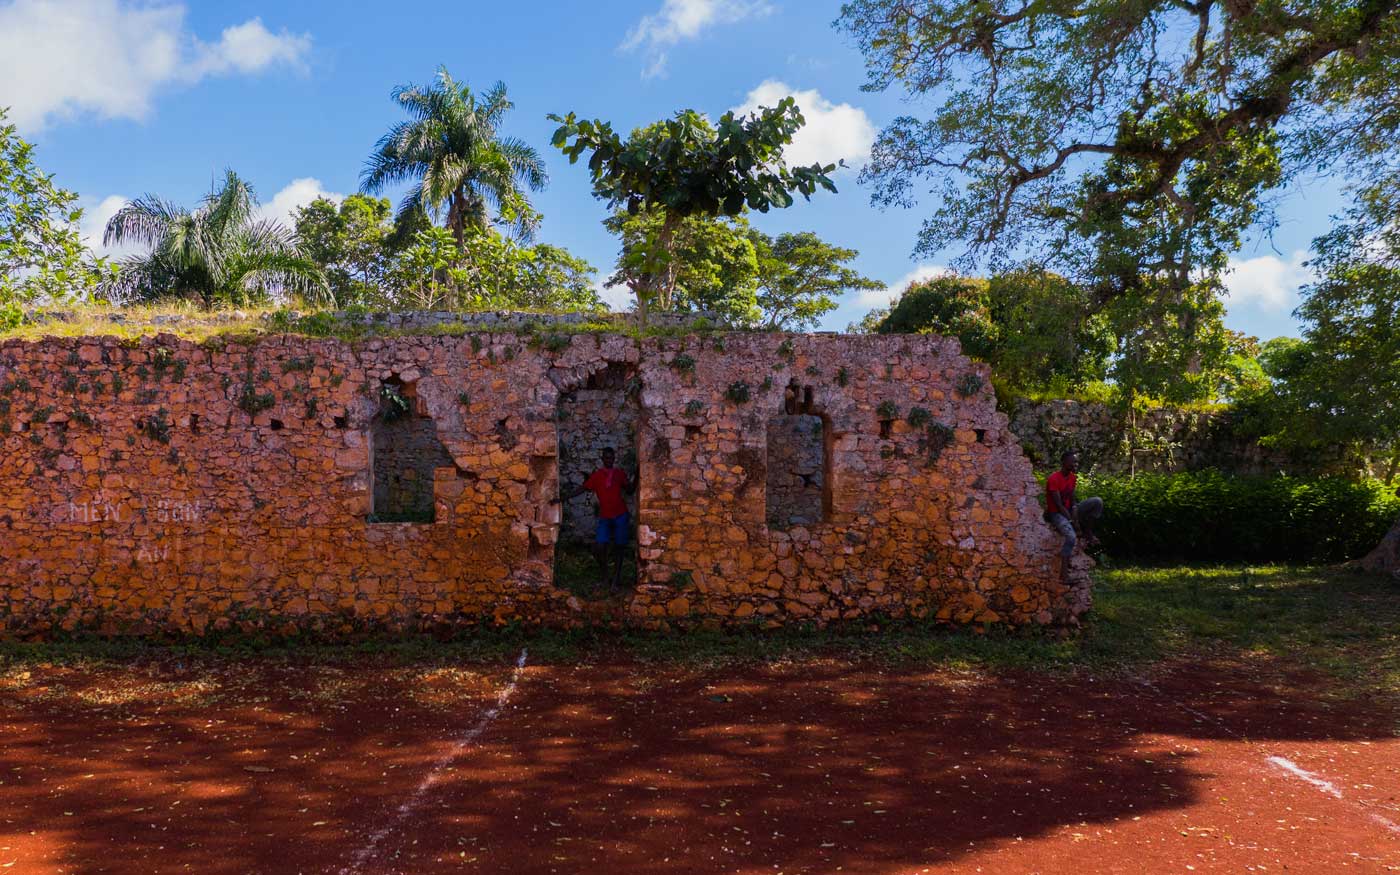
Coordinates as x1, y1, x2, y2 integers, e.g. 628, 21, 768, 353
751, 231, 881, 330
836, 0, 1400, 305
0, 110, 114, 316
549, 103, 838, 320
103, 171, 326, 309
363, 68, 548, 248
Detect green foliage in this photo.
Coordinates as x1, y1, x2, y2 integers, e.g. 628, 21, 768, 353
837, 1, 1393, 311
237, 383, 275, 415
725, 381, 751, 404
549, 103, 836, 321
835, 366, 849, 387
955, 372, 983, 398
363, 68, 547, 245
1239, 206, 1400, 481
876, 400, 898, 419
0, 110, 116, 305
604, 207, 758, 324
907, 406, 931, 428
1081, 472, 1400, 563
684, 400, 705, 418
669, 353, 696, 374
878, 276, 997, 357
750, 230, 881, 330
293, 194, 399, 307
102, 171, 326, 309
140, 408, 172, 444
383, 225, 602, 313
378, 383, 410, 422
924, 421, 954, 463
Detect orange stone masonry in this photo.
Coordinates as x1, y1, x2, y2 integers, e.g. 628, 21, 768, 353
0, 331, 1092, 637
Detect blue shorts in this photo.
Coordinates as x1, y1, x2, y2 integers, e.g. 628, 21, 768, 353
596, 512, 630, 545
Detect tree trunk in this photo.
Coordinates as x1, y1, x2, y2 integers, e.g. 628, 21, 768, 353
656, 213, 682, 312
1357, 513, 1400, 580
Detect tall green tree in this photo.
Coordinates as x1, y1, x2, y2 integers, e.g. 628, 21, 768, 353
877, 275, 999, 359
985, 269, 1112, 392
294, 194, 398, 306
382, 225, 601, 313
363, 68, 548, 249
103, 170, 326, 309
750, 230, 881, 330
0, 110, 114, 317
549, 103, 837, 322
605, 208, 760, 325
836, 1, 1400, 311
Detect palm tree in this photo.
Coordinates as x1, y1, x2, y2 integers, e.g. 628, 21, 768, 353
102, 171, 327, 309
362, 67, 548, 249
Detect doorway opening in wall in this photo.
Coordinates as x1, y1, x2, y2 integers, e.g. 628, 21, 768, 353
767, 380, 832, 529
368, 377, 454, 524
554, 362, 640, 598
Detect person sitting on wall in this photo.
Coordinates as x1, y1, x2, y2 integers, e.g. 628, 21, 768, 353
1045, 451, 1104, 582
557, 447, 636, 588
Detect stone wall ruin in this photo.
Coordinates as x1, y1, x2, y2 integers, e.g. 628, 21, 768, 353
0, 330, 1092, 637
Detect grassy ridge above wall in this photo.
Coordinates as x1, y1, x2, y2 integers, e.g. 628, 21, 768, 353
1080, 471, 1400, 563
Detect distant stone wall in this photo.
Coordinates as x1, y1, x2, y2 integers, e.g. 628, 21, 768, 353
1005, 398, 1349, 476
0, 331, 1092, 638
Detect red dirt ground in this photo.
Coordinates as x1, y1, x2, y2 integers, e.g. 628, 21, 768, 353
1, 656, 1397, 874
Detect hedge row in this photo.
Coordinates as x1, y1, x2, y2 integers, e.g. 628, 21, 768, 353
1076, 472, 1400, 563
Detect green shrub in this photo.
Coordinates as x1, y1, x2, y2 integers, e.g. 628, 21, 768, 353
1078, 471, 1400, 563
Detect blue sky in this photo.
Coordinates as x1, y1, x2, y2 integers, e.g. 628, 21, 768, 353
0, 0, 1347, 338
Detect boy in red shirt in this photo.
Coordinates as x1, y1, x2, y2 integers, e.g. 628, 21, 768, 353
562, 447, 635, 588
1045, 451, 1103, 582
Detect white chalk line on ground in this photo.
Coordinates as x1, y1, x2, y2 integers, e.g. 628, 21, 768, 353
337, 647, 530, 875
1133, 677, 1400, 840
1265, 756, 1400, 836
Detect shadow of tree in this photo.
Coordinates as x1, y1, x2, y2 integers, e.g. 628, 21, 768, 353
2, 654, 1394, 874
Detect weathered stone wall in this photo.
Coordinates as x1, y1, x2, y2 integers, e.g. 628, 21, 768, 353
1005, 398, 1349, 476
0, 331, 1091, 637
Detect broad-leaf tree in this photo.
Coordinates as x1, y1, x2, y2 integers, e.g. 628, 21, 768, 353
604, 207, 760, 325
750, 230, 881, 330
294, 194, 399, 307
103, 170, 326, 309
836, 1, 1400, 307
0, 109, 114, 318
363, 68, 548, 249
549, 103, 837, 322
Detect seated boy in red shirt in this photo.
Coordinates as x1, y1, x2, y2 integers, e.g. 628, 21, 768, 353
561, 447, 635, 587
1045, 451, 1103, 582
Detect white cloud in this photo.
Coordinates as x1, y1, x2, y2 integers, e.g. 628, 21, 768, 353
731, 80, 876, 169
856, 265, 952, 309
622, 0, 772, 79
595, 280, 634, 313
0, 0, 311, 130
1223, 250, 1311, 312
78, 194, 135, 258
255, 177, 343, 228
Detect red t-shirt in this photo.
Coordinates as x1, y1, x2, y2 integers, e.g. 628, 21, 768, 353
1046, 470, 1076, 516
584, 467, 629, 519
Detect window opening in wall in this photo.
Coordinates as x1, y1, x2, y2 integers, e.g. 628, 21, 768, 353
767, 381, 832, 529
368, 377, 454, 524
554, 361, 641, 597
